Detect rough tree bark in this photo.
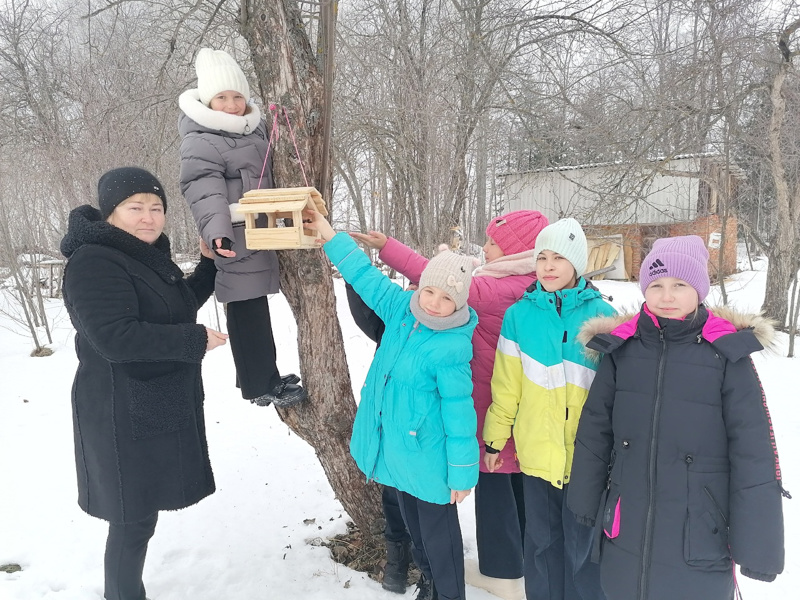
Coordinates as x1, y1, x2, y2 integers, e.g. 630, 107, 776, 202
762, 19, 800, 326
240, 0, 382, 534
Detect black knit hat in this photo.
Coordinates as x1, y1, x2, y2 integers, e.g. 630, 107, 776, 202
98, 167, 168, 219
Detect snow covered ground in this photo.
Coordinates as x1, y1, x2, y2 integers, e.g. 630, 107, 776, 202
1, 256, 797, 599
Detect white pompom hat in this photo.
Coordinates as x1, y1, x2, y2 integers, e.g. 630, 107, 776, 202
195, 48, 250, 105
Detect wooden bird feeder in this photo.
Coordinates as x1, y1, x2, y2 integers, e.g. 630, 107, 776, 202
237, 187, 328, 250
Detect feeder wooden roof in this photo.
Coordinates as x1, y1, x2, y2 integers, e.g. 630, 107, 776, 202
240, 186, 328, 216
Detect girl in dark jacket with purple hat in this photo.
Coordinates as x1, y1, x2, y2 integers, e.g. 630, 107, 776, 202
568, 235, 787, 600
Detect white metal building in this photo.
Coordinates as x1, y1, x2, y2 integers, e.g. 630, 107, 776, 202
500, 154, 741, 226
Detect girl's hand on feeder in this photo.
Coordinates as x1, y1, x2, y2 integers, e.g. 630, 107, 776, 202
450, 489, 471, 504
199, 238, 216, 260
303, 209, 335, 243
350, 231, 388, 251
205, 328, 228, 351
213, 238, 236, 258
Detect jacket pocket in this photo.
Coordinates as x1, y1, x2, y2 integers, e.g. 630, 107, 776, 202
603, 493, 621, 538
604, 443, 627, 538
683, 454, 731, 566
401, 414, 426, 452
592, 445, 625, 562
128, 370, 192, 440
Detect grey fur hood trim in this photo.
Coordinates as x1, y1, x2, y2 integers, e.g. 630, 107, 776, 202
578, 306, 778, 360
178, 89, 262, 135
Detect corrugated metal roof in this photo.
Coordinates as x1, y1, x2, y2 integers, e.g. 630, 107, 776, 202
499, 152, 745, 178
499, 155, 741, 225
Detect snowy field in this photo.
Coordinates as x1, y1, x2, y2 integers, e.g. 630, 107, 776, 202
1, 256, 797, 599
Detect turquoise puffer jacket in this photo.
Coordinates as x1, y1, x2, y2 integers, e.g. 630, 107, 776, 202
325, 234, 480, 504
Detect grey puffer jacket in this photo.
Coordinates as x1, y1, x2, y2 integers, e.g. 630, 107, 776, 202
567, 305, 786, 600
178, 89, 279, 303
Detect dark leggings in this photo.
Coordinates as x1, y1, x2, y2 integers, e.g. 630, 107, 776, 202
383, 485, 411, 544
397, 491, 465, 600
475, 470, 526, 579
226, 296, 280, 399
104, 512, 158, 600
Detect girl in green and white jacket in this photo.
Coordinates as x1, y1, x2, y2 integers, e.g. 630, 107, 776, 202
483, 218, 616, 600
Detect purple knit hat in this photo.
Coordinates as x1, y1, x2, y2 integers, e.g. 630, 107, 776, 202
485, 210, 549, 256
639, 235, 710, 302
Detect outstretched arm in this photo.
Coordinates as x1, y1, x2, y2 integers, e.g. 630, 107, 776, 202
306, 210, 409, 324
350, 231, 387, 251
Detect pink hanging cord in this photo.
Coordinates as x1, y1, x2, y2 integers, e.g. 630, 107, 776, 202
256, 103, 310, 189
731, 555, 743, 600
282, 106, 310, 187
257, 104, 280, 189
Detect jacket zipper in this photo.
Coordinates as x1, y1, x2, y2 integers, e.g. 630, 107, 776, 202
371, 320, 418, 481
555, 293, 566, 423
638, 326, 666, 600
370, 373, 390, 483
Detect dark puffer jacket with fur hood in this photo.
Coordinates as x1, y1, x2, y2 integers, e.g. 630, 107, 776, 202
567, 305, 786, 600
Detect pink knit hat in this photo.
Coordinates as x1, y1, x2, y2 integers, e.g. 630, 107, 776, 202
485, 210, 549, 256
639, 235, 710, 302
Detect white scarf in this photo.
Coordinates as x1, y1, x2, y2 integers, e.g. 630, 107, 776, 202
178, 89, 262, 135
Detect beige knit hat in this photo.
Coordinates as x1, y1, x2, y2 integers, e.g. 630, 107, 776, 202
418, 251, 474, 309
195, 48, 250, 105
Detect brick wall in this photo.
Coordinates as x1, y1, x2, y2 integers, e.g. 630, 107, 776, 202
585, 214, 737, 282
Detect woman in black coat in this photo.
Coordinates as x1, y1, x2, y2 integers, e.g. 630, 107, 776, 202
60, 167, 228, 600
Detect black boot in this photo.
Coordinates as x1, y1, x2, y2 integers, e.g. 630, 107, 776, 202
281, 373, 300, 385
382, 540, 411, 593
251, 381, 308, 408
414, 574, 438, 600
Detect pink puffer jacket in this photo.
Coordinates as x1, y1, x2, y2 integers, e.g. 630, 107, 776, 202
379, 237, 536, 473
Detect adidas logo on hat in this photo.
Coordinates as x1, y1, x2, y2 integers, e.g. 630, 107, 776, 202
649, 258, 667, 276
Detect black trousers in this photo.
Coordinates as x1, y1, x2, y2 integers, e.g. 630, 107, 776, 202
397, 491, 466, 600
226, 296, 281, 399
104, 512, 158, 600
383, 485, 411, 544
475, 470, 526, 579
522, 477, 604, 600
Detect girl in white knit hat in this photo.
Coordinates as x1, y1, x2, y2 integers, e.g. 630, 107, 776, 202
305, 209, 479, 600
483, 218, 616, 600
178, 48, 306, 408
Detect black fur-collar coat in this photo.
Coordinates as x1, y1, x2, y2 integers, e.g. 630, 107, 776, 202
567, 305, 785, 600
61, 205, 217, 523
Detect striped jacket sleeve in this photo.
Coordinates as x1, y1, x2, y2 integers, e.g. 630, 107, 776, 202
483, 308, 524, 451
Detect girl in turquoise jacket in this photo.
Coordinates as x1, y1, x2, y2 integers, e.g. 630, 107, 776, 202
484, 218, 615, 600
307, 210, 479, 600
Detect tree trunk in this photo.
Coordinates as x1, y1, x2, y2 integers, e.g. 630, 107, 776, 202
474, 121, 488, 243
762, 48, 799, 325
241, 0, 382, 534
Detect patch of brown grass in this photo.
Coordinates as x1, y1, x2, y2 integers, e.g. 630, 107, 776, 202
321, 521, 419, 587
